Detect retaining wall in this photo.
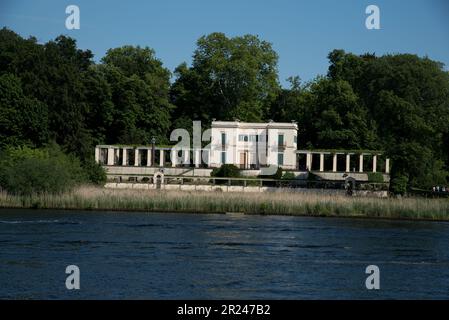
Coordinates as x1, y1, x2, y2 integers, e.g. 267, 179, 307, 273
104, 182, 388, 198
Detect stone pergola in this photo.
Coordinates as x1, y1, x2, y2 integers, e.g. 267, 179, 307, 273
95, 145, 209, 168
95, 145, 390, 174
296, 150, 390, 173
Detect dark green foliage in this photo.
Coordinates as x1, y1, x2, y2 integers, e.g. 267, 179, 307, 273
211, 164, 241, 178
170, 32, 280, 124
0, 73, 48, 148
367, 172, 384, 183
1, 27, 448, 193
268, 50, 449, 192
273, 167, 283, 180
0, 144, 87, 195
101, 46, 173, 144
282, 172, 296, 180
307, 78, 377, 149
81, 158, 107, 185
0, 28, 171, 184
389, 173, 409, 196
324, 50, 449, 192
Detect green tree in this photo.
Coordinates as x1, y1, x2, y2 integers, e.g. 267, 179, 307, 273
0, 73, 48, 148
171, 32, 280, 124
0, 29, 111, 185
269, 76, 305, 121
305, 77, 377, 149
325, 50, 449, 191
0, 144, 87, 195
101, 46, 173, 144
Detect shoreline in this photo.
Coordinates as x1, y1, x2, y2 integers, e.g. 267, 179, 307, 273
1, 205, 449, 223
1, 185, 448, 222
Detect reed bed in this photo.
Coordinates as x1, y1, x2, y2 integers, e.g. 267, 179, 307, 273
0, 186, 448, 220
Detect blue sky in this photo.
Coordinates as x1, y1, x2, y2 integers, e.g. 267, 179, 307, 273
1, 0, 448, 87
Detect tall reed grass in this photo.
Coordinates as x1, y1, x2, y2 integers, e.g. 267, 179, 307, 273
0, 186, 448, 220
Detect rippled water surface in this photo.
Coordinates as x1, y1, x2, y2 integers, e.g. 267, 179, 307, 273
1, 209, 449, 299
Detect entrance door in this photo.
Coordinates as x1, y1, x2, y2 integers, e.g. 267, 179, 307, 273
240, 152, 247, 169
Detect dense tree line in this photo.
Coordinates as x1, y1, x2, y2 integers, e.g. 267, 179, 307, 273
1, 27, 448, 194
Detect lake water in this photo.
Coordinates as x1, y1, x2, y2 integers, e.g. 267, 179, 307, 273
0, 209, 448, 299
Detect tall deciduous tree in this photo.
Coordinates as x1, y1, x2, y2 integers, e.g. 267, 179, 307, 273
306, 77, 377, 150
171, 32, 280, 124
0, 73, 48, 148
101, 46, 173, 144
325, 50, 449, 189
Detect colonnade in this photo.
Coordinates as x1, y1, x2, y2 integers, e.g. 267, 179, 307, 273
95, 146, 208, 168
299, 151, 389, 173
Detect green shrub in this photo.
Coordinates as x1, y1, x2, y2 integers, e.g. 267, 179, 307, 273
390, 173, 409, 195
367, 172, 384, 183
273, 167, 283, 180
211, 164, 241, 178
82, 158, 107, 185
282, 171, 296, 180
0, 144, 87, 195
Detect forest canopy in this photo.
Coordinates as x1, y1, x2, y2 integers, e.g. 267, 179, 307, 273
1, 27, 448, 193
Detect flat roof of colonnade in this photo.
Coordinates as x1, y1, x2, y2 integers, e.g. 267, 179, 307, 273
296, 149, 384, 155
96, 145, 386, 156
96, 145, 209, 150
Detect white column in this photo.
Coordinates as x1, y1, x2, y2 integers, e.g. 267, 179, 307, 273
385, 158, 390, 174
147, 149, 151, 167
171, 149, 177, 167
107, 147, 114, 166
115, 149, 120, 164
234, 130, 238, 166
346, 154, 350, 172
332, 154, 337, 172
159, 150, 164, 167
134, 149, 139, 166
319, 153, 324, 172
309, 153, 313, 171
183, 149, 190, 166
201, 149, 211, 168
359, 154, 364, 173
122, 148, 127, 166
372, 155, 377, 173
195, 149, 201, 168
306, 153, 312, 171
94, 147, 100, 163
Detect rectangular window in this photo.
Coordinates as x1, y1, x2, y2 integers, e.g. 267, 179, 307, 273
294, 135, 297, 144
278, 134, 284, 146
249, 135, 258, 142
221, 133, 226, 146
239, 134, 248, 142
221, 151, 226, 164
278, 153, 284, 166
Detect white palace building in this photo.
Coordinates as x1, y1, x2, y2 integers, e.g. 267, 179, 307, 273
209, 120, 298, 170
95, 120, 390, 182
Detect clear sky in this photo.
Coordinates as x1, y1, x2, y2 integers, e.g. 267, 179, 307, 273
1, 0, 448, 87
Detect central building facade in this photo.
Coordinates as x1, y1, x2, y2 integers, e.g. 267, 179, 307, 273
209, 120, 298, 170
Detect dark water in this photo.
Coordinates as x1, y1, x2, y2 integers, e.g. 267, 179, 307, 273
0, 209, 448, 299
